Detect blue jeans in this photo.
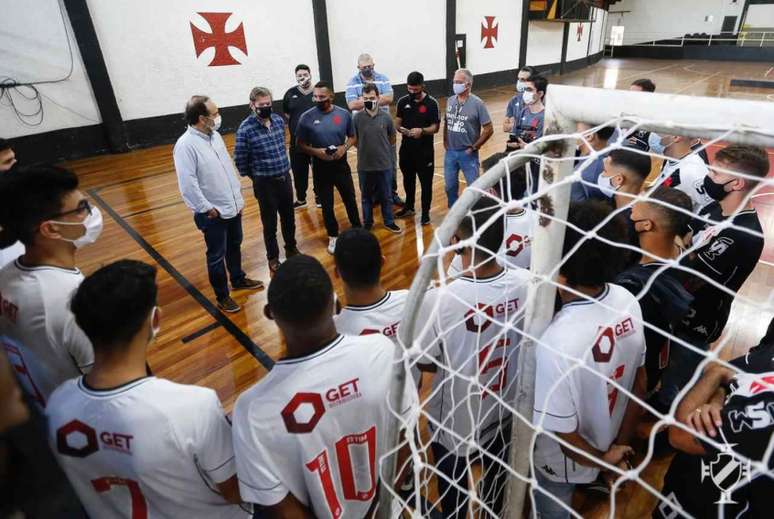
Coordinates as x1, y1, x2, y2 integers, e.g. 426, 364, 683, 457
444, 148, 480, 207
193, 212, 246, 300
358, 170, 394, 226
532, 470, 574, 518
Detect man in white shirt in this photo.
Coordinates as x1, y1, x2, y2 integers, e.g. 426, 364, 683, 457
0, 166, 98, 406
233, 255, 417, 518
47, 260, 247, 518
654, 134, 713, 212
173, 95, 263, 313
532, 200, 647, 518
417, 197, 531, 518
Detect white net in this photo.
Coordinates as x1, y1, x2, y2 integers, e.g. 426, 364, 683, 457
378, 87, 774, 519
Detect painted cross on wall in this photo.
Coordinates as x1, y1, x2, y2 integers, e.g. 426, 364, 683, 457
481, 16, 498, 49
190, 12, 248, 66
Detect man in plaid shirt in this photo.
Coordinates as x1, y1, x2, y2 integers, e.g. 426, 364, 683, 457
235, 87, 300, 273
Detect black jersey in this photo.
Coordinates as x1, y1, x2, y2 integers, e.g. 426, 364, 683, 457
616, 262, 693, 391
655, 336, 774, 518
678, 203, 763, 343
282, 86, 314, 142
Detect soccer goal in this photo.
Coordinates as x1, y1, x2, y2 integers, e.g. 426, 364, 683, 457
377, 84, 774, 518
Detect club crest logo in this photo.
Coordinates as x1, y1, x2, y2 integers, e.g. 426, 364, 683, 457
699, 431, 751, 504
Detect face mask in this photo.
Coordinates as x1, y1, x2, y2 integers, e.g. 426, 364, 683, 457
210, 115, 222, 132
364, 100, 377, 111
297, 76, 311, 88
257, 106, 273, 119
596, 174, 619, 198
522, 91, 535, 105
360, 66, 374, 78
148, 306, 161, 342
516, 81, 526, 92
703, 175, 735, 202
453, 83, 466, 95
51, 206, 103, 248
316, 100, 330, 111
648, 133, 667, 155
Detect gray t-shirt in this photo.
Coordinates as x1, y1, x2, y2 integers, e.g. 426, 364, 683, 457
444, 94, 491, 150
353, 110, 395, 171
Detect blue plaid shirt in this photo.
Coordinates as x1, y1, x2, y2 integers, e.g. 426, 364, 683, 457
234, 113, 290, 177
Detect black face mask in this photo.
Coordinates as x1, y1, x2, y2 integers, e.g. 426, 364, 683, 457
360, 67, 374, 78
703, 176, 735, 202
257, 106, 272, 119
364, 100, 377, 111
316, 100, 331, 111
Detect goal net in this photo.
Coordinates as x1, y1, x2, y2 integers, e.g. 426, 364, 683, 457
377, 84, 774, 519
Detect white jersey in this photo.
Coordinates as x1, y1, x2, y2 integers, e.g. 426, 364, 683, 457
0, 260, 92, 406
334, 290, 408, 341
0, 241, 24, 269
533, 283, 645, 483
233, 334, 417, 519
46, 376, 247, 519
418, 268, 531, 454
448, 209, 534, 277
658, 153, 712, 212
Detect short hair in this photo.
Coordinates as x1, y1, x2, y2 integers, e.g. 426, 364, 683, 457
714, 145, 770, 186
357, 53, 373, 64
407, 71, 424, 86
519, 65, 538, 77
362, 83, 379, 96
608, 148, 651, 182
249, 86, 272, 102
481, 153, 528, 201
334, 228, 382, 288
314, 80, 332, 93
0, 165, 79, 247
268, 255, 333, 325
295, 64, 311, 73
527, 75, 548, 96
456, 68, 474, 85
184, 95, 210, 126
646, 187, 693, 236
631, 79, 656, 92
596, 126, 616, 142
561, 200, 627, 286
71, 260, 158, 352
0, 138, 10, 152
457, 196, 504, 260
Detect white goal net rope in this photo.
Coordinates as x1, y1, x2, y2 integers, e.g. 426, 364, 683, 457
378, 106, 774, 519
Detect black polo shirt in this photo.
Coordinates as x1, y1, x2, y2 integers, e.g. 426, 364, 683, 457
282, 86, 314, 143
396, 93, 440, 157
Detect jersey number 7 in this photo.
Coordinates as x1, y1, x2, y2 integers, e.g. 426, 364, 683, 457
91, 476, 148, 519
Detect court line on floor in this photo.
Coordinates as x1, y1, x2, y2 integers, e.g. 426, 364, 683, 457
181, 321, 222, 343
88, 188, 275, 370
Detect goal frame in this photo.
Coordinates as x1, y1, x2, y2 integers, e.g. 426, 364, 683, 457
377, 84, 774, 519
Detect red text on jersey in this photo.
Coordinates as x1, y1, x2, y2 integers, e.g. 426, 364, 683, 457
326, 378, 362, 407
0, 290, 19, 323
464, 298, 519, 333
282, 379, 363, 433
359, 321, 399, 337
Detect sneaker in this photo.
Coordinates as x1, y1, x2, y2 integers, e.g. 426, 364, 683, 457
364, 223, 374, 231
395, 208, 415, 218
392, 196, 405, 207
216, 296, 241, 313
232, 277, 264, 290
385, 222, 402, 234
268, 259, 281, 274
421, 215, 431, 226
285, 246, 301, 258
293, 200, 307, 209
327, 237, 337, 254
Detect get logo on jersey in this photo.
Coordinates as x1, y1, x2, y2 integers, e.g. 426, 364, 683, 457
56, 419, 134, 458
281, 378, 362, 434
464, 298, 519, 333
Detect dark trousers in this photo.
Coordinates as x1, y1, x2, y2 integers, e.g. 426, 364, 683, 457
251, 172, 297, 261
431, 423, 512, 519
312, 158, 361, 237
654, 332, 708, 413
358, 170, 394, 226
290, 146, 315, 202
400, 150, 434, 217
193, 212, 246, 300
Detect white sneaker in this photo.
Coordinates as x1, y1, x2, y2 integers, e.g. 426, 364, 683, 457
327, 237, 337, 254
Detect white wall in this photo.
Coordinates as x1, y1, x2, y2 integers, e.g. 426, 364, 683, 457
456, 0, 523, 75
606, 0, 745, 44
746, 5, 774, 28
0, 0, 101, 138
566, 22, 591, 62
86, 0, 319, 121
327, 0, 445, 91
590, 7, 607, 54
526, 22, 563, 66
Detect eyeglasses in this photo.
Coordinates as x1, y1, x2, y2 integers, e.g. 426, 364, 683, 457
48, 199, 92, 220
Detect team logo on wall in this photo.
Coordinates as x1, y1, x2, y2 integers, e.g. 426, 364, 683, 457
190, 12, 248, 67
481, 16, 499, 49
577, 24, 584, 42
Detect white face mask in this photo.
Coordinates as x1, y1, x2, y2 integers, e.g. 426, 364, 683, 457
516, 80, 527, 92
210, 114, 222, 132
596, 173, 619, 198
50, 206, 103, 248
297, 75, 311, 88
452, 83, 467, 95
522, 91, 535, 104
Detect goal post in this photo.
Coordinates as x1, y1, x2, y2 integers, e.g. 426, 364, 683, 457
378, 84, 774, 519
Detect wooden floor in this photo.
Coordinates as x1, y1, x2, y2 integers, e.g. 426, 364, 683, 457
65, 58, 774, 516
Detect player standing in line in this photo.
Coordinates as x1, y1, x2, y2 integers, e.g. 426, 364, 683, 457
0, 166, 98, 406
532, 200, 647, 518
232, 255, 417, 518
46, 260, 247, 518
417, 196, 531, 518
652, 134, 713, 212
